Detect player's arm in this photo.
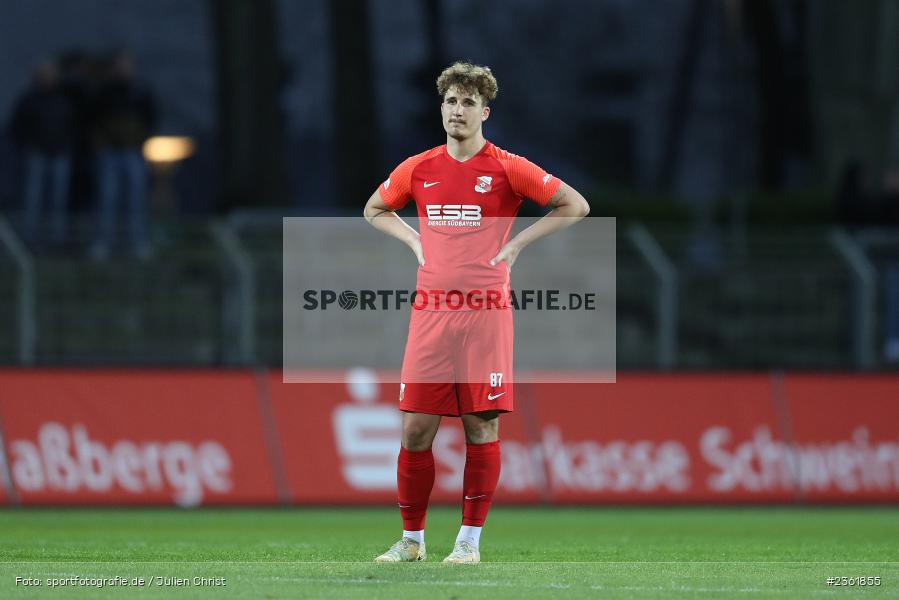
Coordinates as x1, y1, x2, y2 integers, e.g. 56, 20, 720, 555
490, 182, 589, 268
363, 189, 425, 266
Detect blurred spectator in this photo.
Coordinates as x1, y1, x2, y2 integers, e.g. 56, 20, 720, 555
880, 168, 899, 363
58, 50, 100, 218
8, 60, 77, 245
89, 50, 157, 259
836, 160, 869, 225
835, 160, 899, 363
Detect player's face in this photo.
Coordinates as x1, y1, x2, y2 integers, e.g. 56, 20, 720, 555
441, 86, 490, 140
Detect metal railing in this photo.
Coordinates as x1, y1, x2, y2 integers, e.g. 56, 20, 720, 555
0, 216, 895, 370
627, 224, 678, 369
0, 217, 35, 364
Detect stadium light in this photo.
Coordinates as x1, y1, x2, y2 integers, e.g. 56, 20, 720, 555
143, 136, 195, 165
143, 136, 196, 216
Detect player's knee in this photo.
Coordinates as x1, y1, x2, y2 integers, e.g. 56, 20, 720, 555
465, 428, 497, 444
402, 422, 435, 450
463, 418, 499, 444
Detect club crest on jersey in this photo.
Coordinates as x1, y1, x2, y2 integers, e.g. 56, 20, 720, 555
474, 175, 493, 194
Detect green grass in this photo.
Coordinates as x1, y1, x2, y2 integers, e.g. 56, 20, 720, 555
0, 507, 897, 598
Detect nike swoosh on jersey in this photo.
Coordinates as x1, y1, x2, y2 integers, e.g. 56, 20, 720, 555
423, 181, 441, 188
487, 392, 506, 401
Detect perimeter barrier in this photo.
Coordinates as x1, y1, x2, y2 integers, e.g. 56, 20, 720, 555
0, 370, 896, 506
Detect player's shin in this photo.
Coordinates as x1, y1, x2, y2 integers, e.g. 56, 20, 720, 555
460, 440, 501, 542
397, 447, 435, 534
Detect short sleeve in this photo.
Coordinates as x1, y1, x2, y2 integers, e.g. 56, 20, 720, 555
379, 157, 416, 210
503, 154, 562, 207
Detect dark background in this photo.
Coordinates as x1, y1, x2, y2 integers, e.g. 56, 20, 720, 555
0, 0, 897, 369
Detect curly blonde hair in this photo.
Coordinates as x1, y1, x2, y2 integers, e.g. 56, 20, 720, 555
436, 61, 498, 105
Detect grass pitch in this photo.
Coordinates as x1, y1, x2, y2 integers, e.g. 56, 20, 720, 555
0, 507, 897, 598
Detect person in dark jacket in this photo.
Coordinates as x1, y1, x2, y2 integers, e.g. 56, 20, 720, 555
89, 50, 156, 259
9, 61, 77, 244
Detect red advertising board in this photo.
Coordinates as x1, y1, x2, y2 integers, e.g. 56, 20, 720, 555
0, 370, 896, 506
0, 370, 278, 505
782, 374, 899, 502
268, 372, 899, 505
0, 457, 7, 505
267, 373, 538, 505
525, 374, 790, 503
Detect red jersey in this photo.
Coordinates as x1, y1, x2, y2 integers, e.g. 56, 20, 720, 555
380, 141, 561, 310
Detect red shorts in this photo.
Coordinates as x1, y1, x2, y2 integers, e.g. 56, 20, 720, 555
399, 308, 513, 416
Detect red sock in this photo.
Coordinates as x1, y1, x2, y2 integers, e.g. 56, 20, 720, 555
397, 447, 435, 531
462, 440, 501, 527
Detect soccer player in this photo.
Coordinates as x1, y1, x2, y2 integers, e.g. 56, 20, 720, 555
364, 62, 589, 564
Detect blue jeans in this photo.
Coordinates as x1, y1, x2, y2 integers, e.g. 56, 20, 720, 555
94, 149, 148, 252
22, 151, 72, 243
885, 262, 899, 352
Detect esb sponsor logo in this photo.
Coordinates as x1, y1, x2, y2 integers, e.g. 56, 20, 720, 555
426, 204, 481, 227
9, 422, 233, 506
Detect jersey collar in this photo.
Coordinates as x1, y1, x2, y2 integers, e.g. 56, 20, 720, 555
443, 140, 492, 165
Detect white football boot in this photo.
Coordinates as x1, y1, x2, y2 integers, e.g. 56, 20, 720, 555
442, 540, 480, 564
375, 538, 426, 562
